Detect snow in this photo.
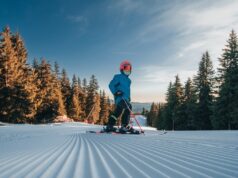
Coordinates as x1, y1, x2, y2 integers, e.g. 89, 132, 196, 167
0, 121, 7, 126
131, 115, 147, 127
0, 123, 238, 178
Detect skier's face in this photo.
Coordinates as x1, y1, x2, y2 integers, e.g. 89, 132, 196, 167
123, 69, 131, 76
123, 64, 131, 76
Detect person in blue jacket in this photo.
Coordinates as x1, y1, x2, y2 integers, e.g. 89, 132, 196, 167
104, 60, 139, 134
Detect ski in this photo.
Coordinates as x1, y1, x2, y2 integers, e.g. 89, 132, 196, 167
86, 130, 121, 134
86, 129, 142, 135
160, 131, 167, 135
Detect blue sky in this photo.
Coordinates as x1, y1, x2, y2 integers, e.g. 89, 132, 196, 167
1, 0, 238, 102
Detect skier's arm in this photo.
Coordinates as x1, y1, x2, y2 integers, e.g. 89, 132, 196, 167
109, 75, 120, 95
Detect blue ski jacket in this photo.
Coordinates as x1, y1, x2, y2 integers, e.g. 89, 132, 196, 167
109, 72, 131, 105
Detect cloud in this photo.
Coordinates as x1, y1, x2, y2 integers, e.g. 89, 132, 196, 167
131, 0, 238, 101
109, 0, 238, 63
128, 1, 238, 52
66, 15, 89, 33
112, 51, 136, 55
108, 0, 144, 13
129, 65, 197, 102
138, 0, 238, 39
135, 65, 196, 84
107, 0, 238, 102
67, 15, 87, 23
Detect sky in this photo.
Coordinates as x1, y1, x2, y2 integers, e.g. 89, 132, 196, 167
1, 0, 238, 103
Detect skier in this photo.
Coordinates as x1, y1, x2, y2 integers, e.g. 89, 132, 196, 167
104, 60, 139, 134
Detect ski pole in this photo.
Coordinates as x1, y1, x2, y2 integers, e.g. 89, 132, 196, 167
85, 103, 95, 123
122, 98, 145, 134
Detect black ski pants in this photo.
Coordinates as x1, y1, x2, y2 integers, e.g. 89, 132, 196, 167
108, 99, 132, 127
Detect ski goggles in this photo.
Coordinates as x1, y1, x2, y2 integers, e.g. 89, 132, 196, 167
123, 64, 132, 71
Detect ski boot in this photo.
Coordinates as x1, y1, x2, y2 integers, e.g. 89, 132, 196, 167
119, 125, 140, 134
119, 126, 128, 134
103, 125, 117, 133
127, 125, 140, 134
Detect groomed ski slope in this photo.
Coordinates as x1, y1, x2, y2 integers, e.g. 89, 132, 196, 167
0, 122, 238, 178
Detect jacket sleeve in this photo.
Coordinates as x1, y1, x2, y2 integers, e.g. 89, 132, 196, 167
109, 75, 120, 95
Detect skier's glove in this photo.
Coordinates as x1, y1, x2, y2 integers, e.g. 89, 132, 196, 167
114, 90, 123, 97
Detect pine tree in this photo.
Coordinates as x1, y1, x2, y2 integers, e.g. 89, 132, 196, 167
213, 30, 238, 129
33, 58, 39, 69
171, 75, 184, 130
11, 32, 27, 75
163, 82, 174, 130
0, 27, 20, 87
147, 102, 158, 127
85, 75, 99, 123
217, 30, 238, 84
105, 96, 112, 124
32, 58, 42, 119
77, 77, 81, 88
82, 78, 87, 93
22, 66, 38, 122
78, 77, 86, 119
81, 78, 88, 119
152, 103, 160, 128
54, 61, 60, 79
194, 51, 214, 130
51, 65, 66, 120
155, 103, 166, 130
13, 31, 36, 123
68, 75, 81, 120
14, 32, 38, 123
183, 78, 197, 129
61, 68, 71, 116
0, 27, 35, 123
161, 75, 184, 130
34, 59, 61, 123
0, 27, 110, 124
99, 90, 109, 125
92, 93, 101, 124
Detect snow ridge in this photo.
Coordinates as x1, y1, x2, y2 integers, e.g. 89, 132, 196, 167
0, 123, 238, 178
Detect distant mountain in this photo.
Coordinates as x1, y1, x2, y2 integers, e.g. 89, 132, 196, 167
109, 99, 151, 113
131, 102, 151, 113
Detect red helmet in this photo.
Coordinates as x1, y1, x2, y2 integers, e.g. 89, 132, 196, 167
120, 60, 132, 71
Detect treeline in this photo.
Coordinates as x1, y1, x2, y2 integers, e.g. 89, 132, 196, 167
0, 26, 112, 124
147, 30, 238, 130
